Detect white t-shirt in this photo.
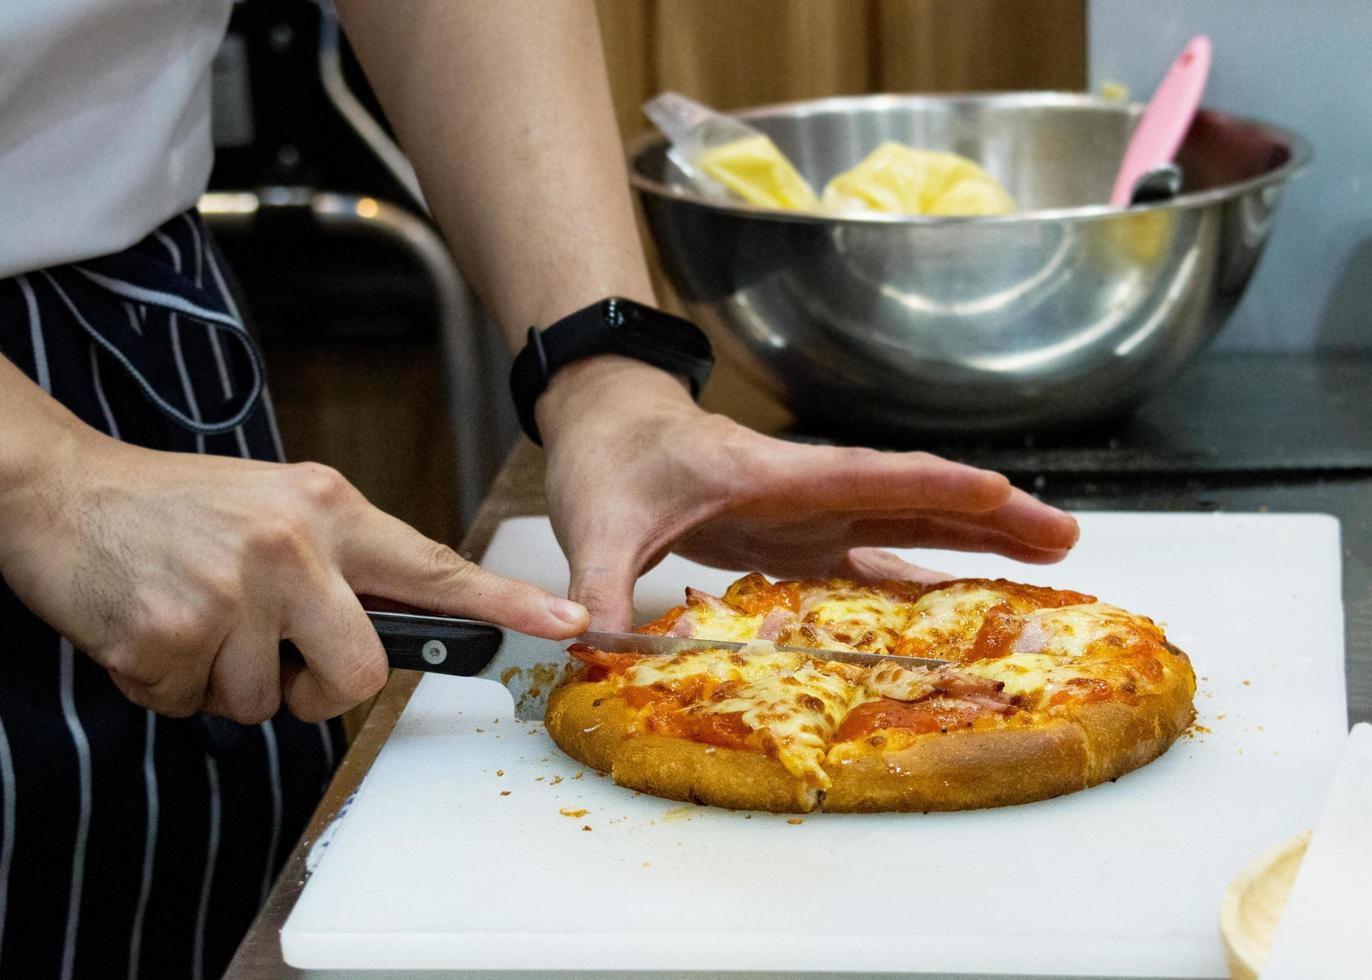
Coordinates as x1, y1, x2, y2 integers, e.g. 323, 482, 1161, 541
0, 0, 232, 279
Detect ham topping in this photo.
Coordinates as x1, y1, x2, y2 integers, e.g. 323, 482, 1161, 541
757, 607, 797, 641
861, 662, 1015, 707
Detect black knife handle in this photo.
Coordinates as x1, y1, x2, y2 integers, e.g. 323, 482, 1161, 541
278, 611, 505, 677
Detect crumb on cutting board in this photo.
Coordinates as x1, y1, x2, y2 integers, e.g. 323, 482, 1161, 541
787, 817, 804, 825
500, 790, 511, 797
496, 769, 504, 777
560, 807, 589, 818
550, 775, 563, 785
581, 825, 592, 832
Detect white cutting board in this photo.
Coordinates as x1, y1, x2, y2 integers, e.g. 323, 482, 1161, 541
283, 513, 1348, 977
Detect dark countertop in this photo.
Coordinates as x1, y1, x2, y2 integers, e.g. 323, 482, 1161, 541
226, 351, 1372, 978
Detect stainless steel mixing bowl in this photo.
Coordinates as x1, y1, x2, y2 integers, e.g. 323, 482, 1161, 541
629, 93, 1309, 434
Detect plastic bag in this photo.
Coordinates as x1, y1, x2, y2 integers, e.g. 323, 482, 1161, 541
643, 91, 818, 210
821, 143, 1017, 216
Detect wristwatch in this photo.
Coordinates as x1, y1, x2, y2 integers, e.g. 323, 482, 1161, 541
508, 297, 714, 445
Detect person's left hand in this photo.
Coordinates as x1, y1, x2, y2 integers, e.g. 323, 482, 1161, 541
538, 358, 1081, 629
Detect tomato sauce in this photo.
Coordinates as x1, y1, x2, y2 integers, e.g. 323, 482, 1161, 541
834, 698, 987, 740
645, 709, 754, 750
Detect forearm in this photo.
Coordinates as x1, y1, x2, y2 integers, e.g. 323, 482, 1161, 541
337, 0, 656, 345
0, 356, 93, 567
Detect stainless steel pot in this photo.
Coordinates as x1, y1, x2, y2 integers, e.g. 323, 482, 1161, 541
629, 93, 1309, 434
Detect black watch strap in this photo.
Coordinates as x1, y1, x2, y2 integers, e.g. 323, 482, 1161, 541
508, 298, 714, 445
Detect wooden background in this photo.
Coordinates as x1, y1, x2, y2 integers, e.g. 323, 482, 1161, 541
596, 0, 1085, 139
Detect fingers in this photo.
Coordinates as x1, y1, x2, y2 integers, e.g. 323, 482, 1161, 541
202, 626, 283, 724
98, 612, 220, 718
975, 487, 1080, 552
281, 577, 390, 723
847, 514, 1073, 564
747, 439, 1013, 515
339, 507, 587, 639
840, 547, 953, 584
108, 670, 203, 719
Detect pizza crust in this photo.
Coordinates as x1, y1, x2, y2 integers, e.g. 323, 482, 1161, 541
613, 735, 819, 813
1072, 682, 1197, 784
546, 680, 818, 811
822, 719, 1092, 812
544, 679, 631, 774
545, 672, 1196, 813
822, 684, 1196, 812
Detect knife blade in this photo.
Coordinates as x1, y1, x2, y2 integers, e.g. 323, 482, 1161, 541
283, 610, 952, 722
579, 630, 951, 671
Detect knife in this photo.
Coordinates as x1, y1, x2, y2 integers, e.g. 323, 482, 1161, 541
284, 610, 951, 722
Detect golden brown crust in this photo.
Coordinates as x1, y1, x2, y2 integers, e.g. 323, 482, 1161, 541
1071, 682, 1197, 784
822, 719, 1091, 812
545, 675, 1196, 813
543, 679, 632, 774
822, 661, 1196, 811
545, 681, 817, 812
613, 735, 817, 813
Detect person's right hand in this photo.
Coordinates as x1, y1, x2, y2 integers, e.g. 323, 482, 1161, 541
0, 428, 587, 724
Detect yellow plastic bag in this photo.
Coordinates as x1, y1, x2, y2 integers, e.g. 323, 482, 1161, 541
821, 143, 1016, 216
697, 134, 818, 210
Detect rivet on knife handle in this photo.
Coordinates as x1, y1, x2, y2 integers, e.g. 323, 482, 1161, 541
279, 612, 505, 677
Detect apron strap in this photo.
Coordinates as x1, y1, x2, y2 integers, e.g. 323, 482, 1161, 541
38, 251, 266, 437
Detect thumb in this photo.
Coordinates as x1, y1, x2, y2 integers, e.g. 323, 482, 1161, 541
342, 509, 587, 639
566, 545, 640, 632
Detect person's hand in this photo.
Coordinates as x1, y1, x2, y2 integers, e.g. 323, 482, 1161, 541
538, 357, 1079, 629
0, 428, 587, 723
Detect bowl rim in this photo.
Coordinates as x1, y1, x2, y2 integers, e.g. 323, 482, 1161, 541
626, 90, 1312, 225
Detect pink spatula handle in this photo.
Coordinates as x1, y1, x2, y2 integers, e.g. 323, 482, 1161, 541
1110, 34, 1212, 208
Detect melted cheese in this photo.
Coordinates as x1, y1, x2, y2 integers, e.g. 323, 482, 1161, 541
795, 586, 911, 652
674, 605, 765, 644
609, 578, 1186, 780
900, 583, 1013, 657
625, 645, 802, 689
963, 653, 1064, 699
622, 645, 858, 787
696, 662, 856, 786
961, 604, 1166, 699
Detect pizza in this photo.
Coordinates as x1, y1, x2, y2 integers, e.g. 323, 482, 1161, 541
544, 574, 1196, 812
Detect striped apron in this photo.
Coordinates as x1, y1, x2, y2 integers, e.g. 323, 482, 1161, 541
0, 211, 342, 979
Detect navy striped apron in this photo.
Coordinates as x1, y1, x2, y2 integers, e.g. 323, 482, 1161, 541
0, 211, 342, 979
